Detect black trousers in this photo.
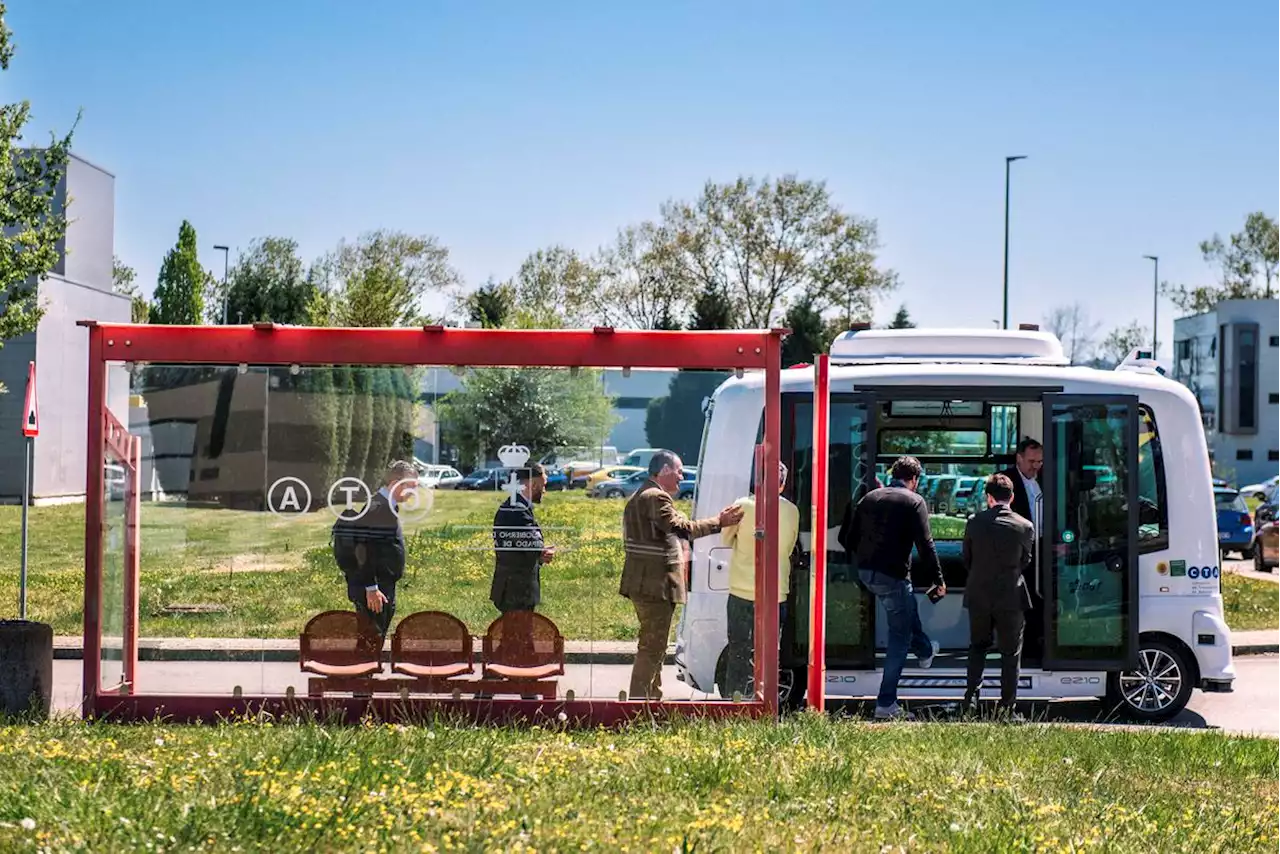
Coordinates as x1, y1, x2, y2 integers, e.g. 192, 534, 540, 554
964, 605, 1025, 708
348, 582, 396, 639
723, 594, 786, 700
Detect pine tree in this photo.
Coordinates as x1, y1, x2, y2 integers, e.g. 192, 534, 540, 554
151, 220, 208, 324
689, 284, 735, 330
887, 304, 916, 329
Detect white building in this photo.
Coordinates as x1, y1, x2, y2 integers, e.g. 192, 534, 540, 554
1171, 298, 1278, 486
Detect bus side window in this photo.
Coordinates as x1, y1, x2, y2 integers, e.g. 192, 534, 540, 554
1137, 404, 1170, 551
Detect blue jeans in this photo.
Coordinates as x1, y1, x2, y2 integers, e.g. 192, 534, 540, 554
859, 570, 934, 708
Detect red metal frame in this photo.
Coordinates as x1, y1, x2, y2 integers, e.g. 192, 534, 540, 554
806, 355, 830, 711
78, 322, 787, 725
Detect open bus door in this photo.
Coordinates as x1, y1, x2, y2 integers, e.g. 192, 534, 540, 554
782, 388, 878, 679
1041, 394, 1141, 672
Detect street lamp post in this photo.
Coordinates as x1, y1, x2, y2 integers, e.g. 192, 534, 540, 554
1002, 155, 1027, 329
1143, 255, 1159, 355
214, 244, 230, 325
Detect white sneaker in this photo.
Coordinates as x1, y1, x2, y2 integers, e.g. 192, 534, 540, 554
917, 640, 940, 670
874, 703, 915, 721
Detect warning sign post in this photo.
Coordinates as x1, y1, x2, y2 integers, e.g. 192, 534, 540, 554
19, 361, 37, 619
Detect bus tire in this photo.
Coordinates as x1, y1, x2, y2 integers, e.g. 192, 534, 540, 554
1105, 637, 1195, 723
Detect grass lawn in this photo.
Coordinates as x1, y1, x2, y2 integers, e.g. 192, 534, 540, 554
1220, 572, 1280, 631
0, 717, 1274, 853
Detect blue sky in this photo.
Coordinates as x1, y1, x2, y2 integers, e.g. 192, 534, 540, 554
7, 1, 1277, 352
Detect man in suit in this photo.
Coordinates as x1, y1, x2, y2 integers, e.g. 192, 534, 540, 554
491, 464, 554, 614
961, 473, 1035, 716
333, 460, 416, 638
1001, 437, 1044, 536
620, 449, 744, 700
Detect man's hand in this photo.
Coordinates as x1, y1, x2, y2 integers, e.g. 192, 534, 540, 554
936, 584, 947, 597
541, 546, 556, 564
365, 588, 388, 614
718, 504, 745, 528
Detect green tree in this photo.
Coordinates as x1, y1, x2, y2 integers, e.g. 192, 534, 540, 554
222, 237, 314, 325
1164, 211, 1279, 313
1098, 321, 1149, 368
112, 256, 150, 323
655, 175, 897, 328
150, 220, 209, 324
887, 304, 916, 329
593, 222, 692, 329
436, 368, 617, 469
780, 298, 836, 367
688, 283, 735, 330
0, 4, 78, 389
311, 229, 459, 327
508, 245, 598, 327
462, 278, 515, 328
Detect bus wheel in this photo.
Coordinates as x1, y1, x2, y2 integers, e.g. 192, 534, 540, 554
1106, 639, 1193, 723
779, 668, 807, 712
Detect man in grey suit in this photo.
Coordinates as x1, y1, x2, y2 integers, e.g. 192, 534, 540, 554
962, 473, 1034, 716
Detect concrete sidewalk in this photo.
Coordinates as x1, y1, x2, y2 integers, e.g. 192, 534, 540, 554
53, 630, 1280, 663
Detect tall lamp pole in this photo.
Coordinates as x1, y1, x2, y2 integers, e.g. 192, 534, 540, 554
214, 244, 230, 324
1002, 155, 1027, 329
1143, 255, 1159, 355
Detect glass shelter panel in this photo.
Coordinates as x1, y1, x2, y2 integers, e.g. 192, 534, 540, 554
97, 349, 777, 710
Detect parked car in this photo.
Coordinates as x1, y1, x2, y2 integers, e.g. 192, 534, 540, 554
105, 462, 127, 501
419, 465, 463, 490
950, 477, 981, 516
544, 469, 568, 491
592, 470, 650, 499
1240, 475, 1279, 503
1214, 487, 1255, 559
583, 465, 645, 491
455, 468, 509, 491
930, 475, 958, 515
1254, 499, 1278, 573
677, 467, 697, 500
620, 448, 662, 469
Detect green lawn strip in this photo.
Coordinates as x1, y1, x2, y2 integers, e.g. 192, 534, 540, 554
1220, 572, 1280, 632
0, 717, 1274, 853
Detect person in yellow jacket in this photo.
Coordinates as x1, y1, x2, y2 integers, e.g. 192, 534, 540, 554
719, 462, 800, 699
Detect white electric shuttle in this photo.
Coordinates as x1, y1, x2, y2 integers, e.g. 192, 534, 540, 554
675, 327, 1235, 721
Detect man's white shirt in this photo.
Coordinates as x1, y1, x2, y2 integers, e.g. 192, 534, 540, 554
1021, 472, 1042, 536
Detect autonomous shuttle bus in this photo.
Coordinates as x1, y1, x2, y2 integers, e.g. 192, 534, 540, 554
675, 328, 1235, 721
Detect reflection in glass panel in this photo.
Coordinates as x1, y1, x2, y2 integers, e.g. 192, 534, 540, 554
101, 453, 126, 692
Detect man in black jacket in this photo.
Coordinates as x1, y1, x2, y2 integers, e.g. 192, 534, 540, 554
332, 460, 416, 638
491, 464, 554, 613
1000, 437, 1044, 536
839, 456, 946, 720
962, 473, 1034, 716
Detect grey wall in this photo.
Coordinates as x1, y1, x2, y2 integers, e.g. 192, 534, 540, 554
60, 157, 116, 292
0, 151, 127, 502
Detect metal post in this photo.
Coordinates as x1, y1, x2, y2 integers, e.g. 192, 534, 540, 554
807, 355, 830, 711
1144, 255, 1159, 354
19, 435, 31, 619
214, 244, 230, 325
1002, 155, 1027, 330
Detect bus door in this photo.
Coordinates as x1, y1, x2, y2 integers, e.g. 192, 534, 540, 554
1041, 394, 1140, 671
782, 391, 878, 671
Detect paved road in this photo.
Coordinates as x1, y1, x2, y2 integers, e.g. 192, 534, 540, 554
51, 655, 1278, 737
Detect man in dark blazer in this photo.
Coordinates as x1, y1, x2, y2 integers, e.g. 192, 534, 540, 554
620, 449, 743, 700
1000, 437, 1044, 534
491, 464, 553, 614
961, 473, 1035, 715
333, 460, 416, 638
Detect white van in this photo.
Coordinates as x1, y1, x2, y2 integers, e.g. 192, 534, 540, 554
675, 328, 1235, 721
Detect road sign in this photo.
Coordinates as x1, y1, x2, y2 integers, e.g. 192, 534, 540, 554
21, 360, 38, 437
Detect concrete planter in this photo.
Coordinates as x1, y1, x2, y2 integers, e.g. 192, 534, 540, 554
0, 620, 53, 719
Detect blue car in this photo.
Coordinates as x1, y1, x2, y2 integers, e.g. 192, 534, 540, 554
1214, 487, 1255, 558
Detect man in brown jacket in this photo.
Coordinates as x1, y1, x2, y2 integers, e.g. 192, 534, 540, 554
620, 449, 743, 700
